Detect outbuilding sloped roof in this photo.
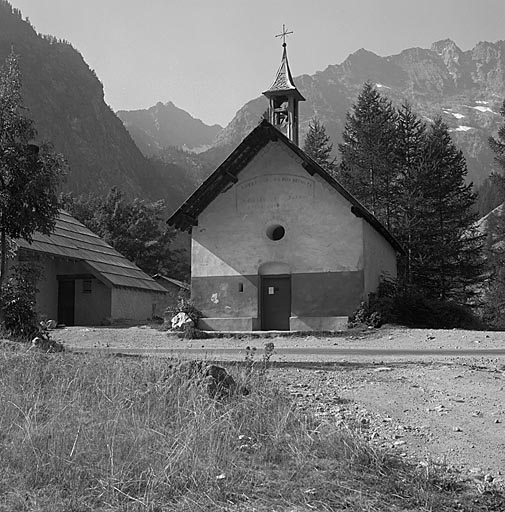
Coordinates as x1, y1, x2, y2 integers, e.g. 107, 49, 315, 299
153, 274, 190, 290
167, 119, 404, 254
16, 210, 167, 293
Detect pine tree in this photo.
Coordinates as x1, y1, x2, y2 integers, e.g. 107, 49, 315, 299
338, 83, 398, 229
475, 175, 505, 218
489, 100, 505, 179
393, 103, 428, 285
303, 117, 336, 176
482, 98, 505, 324
481, 209, 505, 327
414, 118, 483, 301
0, 51, 66, 291
339, 89, 483, 306
485, 99, 505, 208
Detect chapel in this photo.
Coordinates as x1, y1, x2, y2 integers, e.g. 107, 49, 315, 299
168, 30, 401, 331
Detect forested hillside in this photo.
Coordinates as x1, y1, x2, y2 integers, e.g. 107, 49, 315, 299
0, 1, 194, 211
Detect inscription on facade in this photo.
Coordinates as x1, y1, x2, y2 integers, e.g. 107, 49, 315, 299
236, 174, 314, 213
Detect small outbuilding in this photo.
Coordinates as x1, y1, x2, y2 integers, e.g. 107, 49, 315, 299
14, 210, 168, 326
168, 38, 402, 331
152, 274, 190, 308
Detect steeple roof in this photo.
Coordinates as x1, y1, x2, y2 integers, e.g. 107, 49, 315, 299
263, 44, 305, 101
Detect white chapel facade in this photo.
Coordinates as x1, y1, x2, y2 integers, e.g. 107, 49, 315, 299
168, 34, 401, 331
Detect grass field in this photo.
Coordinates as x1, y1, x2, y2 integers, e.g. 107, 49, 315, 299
1, 343, 504, 511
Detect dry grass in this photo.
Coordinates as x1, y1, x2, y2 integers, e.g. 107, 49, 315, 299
0, 344, 503, 511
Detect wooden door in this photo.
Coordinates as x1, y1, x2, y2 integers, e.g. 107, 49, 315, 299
57, 280, 75, 326
261, 275, 291, 330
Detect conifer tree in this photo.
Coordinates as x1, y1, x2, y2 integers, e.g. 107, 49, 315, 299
482, 99, 505, 324
481, 209, 505, 327
475, 175, 505, 218
415, 118, 483, 301
393, 103, 427, 285
488, 99, 505, 181
303, 117, 336, 176
338, 82, 398, 228
0, 51, 66, 291
340, 88, 483, 307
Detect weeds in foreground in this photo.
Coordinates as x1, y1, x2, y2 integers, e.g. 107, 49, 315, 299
245, 342, 275, 379
0, 348, 503, 511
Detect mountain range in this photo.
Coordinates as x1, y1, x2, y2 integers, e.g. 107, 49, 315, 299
122, 39, 505, 188
117, 102, 222, 156
2, 0, 505, 212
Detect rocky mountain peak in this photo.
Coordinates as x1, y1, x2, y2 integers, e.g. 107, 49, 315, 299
117, 100, 222, 154
342, 48, 383, 69
431, 39, 463, 57
430, 39, 466, 86
472, 40, 504, 61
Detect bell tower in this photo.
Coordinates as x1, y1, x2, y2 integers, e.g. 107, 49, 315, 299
263, 25, 305, 146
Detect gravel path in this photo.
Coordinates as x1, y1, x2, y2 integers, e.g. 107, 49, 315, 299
52, 324, 505, 482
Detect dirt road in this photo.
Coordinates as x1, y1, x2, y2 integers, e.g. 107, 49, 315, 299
53, 325, 505, 481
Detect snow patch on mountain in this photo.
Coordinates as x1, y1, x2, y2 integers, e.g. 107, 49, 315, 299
443, 110, 465, 119
471, 106, 496, 114
454, 125, 473, 132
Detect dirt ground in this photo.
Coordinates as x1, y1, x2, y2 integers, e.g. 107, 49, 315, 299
52, 325, 505, 483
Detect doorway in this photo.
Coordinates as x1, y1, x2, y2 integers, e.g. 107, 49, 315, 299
57, 280, 75, 326
261, 275, 291, 330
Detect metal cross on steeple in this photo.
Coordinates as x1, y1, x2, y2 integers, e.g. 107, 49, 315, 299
275, 24, 293, 47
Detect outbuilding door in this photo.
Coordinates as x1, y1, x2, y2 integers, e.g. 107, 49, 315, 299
57, 280, 75, 326
261, 275, 291, 330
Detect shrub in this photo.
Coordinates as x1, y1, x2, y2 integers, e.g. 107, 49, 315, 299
164, 293, 206, 339
0, 264, 41, 339
351, 277, 483, 329
165, 293, 202, 325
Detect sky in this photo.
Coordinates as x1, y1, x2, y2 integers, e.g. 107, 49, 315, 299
8, 0, 505, 127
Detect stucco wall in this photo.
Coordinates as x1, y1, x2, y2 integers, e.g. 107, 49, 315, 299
362, 220, 398, 298
111, 288, 164, 323
191, 141, 368, 323
19, 257, 82, 321
33, 258, 112, 325
9, 254, 169, 325
74, 278, 111, 325
192, 142, 364, 279
31, 257, 58, 321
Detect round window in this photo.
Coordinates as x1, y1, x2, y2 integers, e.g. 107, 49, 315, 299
266, 224, 285, 241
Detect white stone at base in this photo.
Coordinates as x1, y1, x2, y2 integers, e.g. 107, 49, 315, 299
198, 316, 348, 332
198, 317, 259, 331
289, 316, 348, 331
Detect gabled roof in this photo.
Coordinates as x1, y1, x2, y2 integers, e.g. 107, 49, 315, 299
153, 274, 190, 291
263, 45, 305, 101
16, 210, 167, 293
167, 119, 403, 254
